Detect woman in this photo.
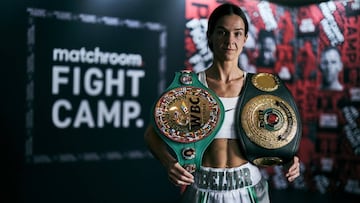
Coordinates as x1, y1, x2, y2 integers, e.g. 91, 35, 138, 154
144, 3, 300, 202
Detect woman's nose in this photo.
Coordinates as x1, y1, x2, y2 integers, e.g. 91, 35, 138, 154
225, 34, 236, 45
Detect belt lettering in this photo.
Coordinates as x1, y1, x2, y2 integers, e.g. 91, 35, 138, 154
189, 97, 201, 128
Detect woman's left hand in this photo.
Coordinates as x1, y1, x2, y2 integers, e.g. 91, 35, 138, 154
284, 156, 300, 182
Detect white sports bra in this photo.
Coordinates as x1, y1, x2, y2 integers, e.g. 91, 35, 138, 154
197, 71, 247, 139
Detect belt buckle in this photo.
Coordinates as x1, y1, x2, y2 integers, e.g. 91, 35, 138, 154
152, 70, 224, 172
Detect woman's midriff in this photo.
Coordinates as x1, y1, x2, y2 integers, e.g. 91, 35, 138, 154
202, 138, 248, 168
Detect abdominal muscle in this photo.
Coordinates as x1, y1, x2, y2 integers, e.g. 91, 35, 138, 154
202, 138, 248, 168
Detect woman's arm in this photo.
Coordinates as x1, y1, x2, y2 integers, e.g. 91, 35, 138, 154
144, 125, 194, 186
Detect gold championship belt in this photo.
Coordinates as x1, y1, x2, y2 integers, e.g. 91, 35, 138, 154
152, 70, 224, 173
236, 73, 302, 166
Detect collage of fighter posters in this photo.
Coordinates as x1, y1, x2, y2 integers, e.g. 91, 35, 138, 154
185, 0, 360, 195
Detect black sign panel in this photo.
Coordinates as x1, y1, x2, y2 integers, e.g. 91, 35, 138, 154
26, 8, 167, 163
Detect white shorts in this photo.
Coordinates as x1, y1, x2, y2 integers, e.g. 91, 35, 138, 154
180, 162, 270, 203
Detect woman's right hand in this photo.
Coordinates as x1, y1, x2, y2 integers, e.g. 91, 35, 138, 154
167, 162, 194, 186
144, 125, 194, 186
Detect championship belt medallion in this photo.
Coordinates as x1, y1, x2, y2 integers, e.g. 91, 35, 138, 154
236, 73, 302, 166
152, 70, 224, 173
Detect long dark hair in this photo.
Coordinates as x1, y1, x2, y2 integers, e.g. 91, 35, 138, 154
207, 3, 249, 51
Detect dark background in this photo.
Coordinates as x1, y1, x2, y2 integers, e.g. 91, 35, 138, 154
2, 0, 359, 203
3, 1, 185, 202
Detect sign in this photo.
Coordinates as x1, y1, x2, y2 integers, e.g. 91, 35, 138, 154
25, 8, 167, 163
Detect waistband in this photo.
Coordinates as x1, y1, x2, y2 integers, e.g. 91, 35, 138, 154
194, 162, 261, 191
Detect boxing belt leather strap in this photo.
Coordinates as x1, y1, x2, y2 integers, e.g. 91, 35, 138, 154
236, 73, 302, 166
152, 70, 224, 173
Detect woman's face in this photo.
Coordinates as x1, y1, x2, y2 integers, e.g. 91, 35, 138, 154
209, 14, 247, 63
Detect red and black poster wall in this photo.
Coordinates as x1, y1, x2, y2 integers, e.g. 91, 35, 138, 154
185, 0, 360, 195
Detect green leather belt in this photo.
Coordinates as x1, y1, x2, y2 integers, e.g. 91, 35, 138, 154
236, 73, 302, 166
152, 70, 224, 173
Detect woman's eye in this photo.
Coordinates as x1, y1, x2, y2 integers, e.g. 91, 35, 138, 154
217, 30, 226, 36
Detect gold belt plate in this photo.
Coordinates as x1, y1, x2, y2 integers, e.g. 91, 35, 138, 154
241, 94, 298, 149
154, 86, 222, 143
252, 72, 280, 92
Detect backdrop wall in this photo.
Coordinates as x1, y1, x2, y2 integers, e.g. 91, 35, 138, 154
2, 0, 360, 203
184, 0, 360, 197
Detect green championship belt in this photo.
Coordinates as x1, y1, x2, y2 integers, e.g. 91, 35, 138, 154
236, 73, 302, 167
152, 70, 224, 173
